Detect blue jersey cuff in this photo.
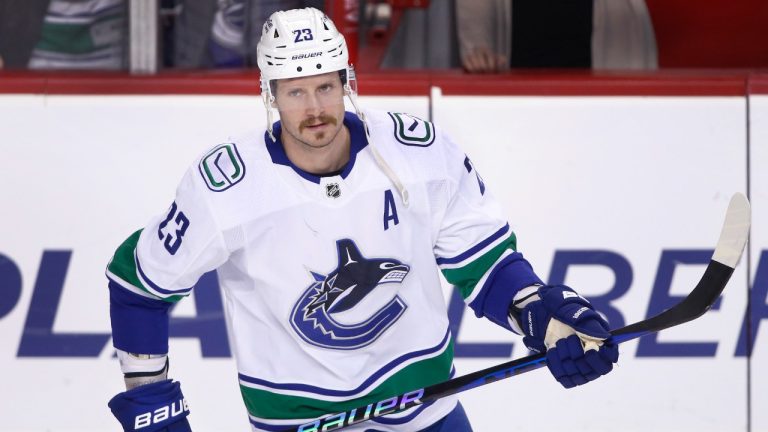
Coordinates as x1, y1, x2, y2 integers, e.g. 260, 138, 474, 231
109, 281, 171, 354
468, 252, 543, 331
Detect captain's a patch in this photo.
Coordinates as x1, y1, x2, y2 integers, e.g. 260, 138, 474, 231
198, 143, 246, 192
388, 112, 435, 147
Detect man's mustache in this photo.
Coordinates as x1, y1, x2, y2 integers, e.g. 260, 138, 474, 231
299, 115, 338, 132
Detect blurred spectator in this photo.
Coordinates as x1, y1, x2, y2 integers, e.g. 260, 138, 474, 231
379, 0, 461, 69
456, 0, 657, 72
0, 0, 127, 70
169, 0, 323, 69
0, 1, 47, 69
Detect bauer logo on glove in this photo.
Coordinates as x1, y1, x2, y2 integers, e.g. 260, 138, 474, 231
510, 284, 619, 388
133, 398, 189, 430
108, 379, 192, 432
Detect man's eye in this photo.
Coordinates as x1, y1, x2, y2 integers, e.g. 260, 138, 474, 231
288, 90, 303, 97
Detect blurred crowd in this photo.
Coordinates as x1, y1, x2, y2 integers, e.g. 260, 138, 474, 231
0, 0, 325, 70
0, 0, 658, 72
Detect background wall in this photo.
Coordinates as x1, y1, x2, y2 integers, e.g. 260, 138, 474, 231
0, 71, 764, 431
644, 0, 768, 67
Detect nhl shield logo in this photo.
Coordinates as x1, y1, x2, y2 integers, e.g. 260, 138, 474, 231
326, 182, 341, 198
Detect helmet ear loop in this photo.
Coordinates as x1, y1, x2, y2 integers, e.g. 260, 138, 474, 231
262, 79, 277, 142
343, 66, 368, 137
343, 74, 364, 123
345, 85, 368, 134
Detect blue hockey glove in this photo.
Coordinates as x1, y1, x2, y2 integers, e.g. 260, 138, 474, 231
511, 284, 619, 388
108, 379, 192, 432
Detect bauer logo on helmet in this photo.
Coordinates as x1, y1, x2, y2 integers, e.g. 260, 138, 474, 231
292, 52, 323, 60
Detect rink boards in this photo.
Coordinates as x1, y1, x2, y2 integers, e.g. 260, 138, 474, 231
0, 81, 766, 431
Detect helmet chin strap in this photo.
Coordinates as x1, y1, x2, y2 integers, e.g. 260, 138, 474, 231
345, 84, 410, 208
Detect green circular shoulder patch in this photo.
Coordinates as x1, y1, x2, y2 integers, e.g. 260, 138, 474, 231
198, 143, 246, 192
388, 112, 436, 147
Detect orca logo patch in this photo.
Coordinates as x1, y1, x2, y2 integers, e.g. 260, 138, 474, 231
290, 239, 410, 350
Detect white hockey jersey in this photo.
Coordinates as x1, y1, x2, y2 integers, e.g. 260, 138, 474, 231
107, 109, 517, 431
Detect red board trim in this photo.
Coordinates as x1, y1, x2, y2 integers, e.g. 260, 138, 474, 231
749, 73, 768, 94
0, 69, 758, 97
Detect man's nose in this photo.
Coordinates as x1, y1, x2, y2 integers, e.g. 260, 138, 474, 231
305, 93, 322, 114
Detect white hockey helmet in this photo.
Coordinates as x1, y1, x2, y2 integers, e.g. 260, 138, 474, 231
257, 7, 349, 82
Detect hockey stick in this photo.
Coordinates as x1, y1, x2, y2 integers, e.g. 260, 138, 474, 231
288, 193, 750, 432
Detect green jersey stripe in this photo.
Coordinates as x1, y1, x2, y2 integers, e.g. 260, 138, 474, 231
239, 340, 454, 420
441, 234, 517, 299
107, 230, 183, 303
463, 248, 515, 305
437, 230, 517, 270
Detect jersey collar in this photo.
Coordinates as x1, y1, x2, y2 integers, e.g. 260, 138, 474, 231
265, 111, 368, 184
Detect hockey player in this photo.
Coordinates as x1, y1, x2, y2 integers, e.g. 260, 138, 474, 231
106, 7, 619, 432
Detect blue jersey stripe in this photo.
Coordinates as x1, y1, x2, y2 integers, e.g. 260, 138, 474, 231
238, 329, 451, 397
134, 251, 193, 296
248, 418, 302, 431
436, 223, 510, 265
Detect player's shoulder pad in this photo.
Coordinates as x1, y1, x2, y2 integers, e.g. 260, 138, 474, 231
197, 142, 246, 192
387, 111, 436, 147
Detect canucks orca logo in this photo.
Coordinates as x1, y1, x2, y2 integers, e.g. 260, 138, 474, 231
290, 239, 410, 350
